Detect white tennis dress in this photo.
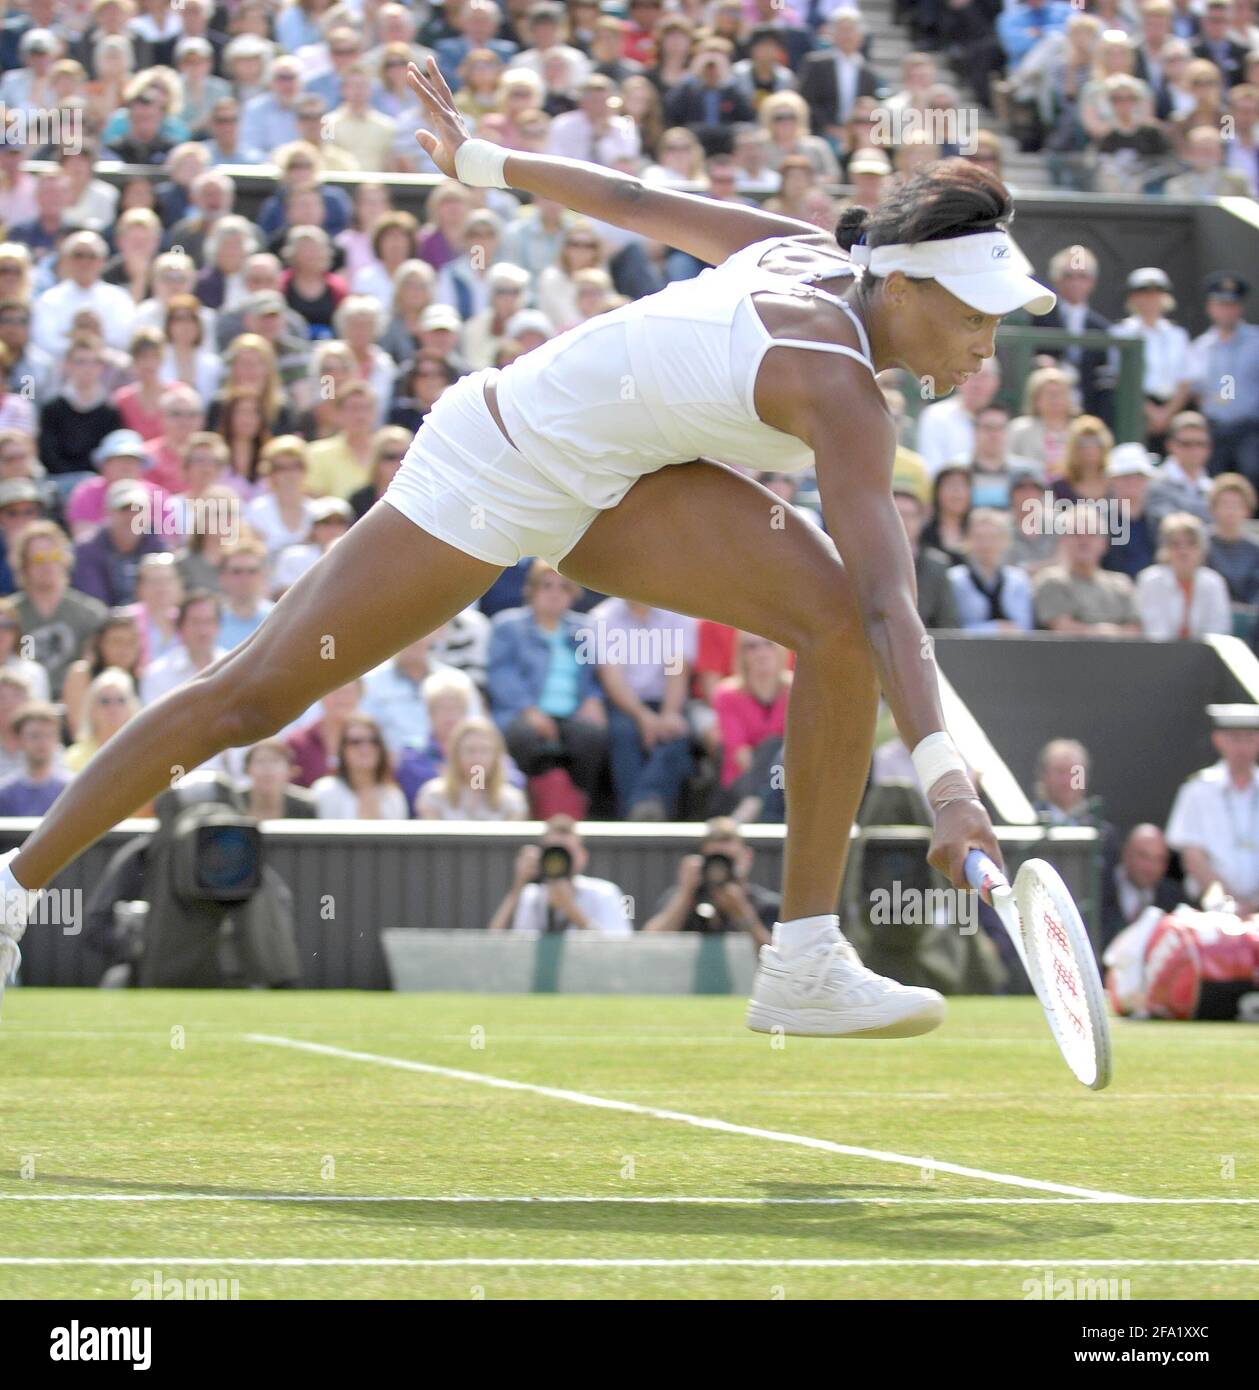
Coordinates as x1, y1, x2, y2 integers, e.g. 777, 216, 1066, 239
382, 234, 876, 567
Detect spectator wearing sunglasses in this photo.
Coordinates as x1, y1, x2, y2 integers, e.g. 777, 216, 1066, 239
312, 713, 410, 820
216, 537, 274, 651
0, 298, 53, 407
348, 428, 409, 522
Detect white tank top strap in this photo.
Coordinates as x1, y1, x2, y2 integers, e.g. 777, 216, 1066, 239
763, 336, 876, 376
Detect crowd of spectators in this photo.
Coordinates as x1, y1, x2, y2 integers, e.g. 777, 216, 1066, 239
0, 0, 1255, 836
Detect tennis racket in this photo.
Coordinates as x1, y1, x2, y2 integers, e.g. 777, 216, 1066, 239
965, 850, 1112, 1091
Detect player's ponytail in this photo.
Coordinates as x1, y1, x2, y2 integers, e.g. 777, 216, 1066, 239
837, 158, 1013, 252
835, 205, 870, 253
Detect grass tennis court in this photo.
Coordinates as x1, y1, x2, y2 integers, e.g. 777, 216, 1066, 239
0, 990, 1255, 1300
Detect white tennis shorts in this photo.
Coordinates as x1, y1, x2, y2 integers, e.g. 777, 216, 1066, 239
381, 368, 603, 569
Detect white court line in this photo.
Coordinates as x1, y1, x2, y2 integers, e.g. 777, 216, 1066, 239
0, 1193, 1256, 1205
1, 1257, 1257, 1269
247, 1033, 1136, 1203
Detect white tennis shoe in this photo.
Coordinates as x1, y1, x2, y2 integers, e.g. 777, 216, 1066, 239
745, 934, 946, 1038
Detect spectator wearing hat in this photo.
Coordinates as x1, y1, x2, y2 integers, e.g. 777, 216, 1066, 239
893, 488, 962, 629
1206, 473, 1259, 608
0, 700, 69, 816
0, 27, 61, 110
71, 479, 168, 607
11, 520, 107, 698
1166, 124, 1254, 195
33, 230, 136, 360
38, 337, 126, 484
504, 308, 554, 355
1033, 518, 1142, 633
1166, 703, 1259, 914
1101, 442, 1161, 578
271, 498, 353, 598
546, 74, 641, 165
65, 430, 168, 543
1100, 823, 1181, 947
835, 147, 892, 215
1135, 511, 1231, 638
1028, 245, 1117, 424
1147, 410, 1215, 528
1112, 267, 1194, 451
1187, 273, 1259, 484
798, 13, 882, 139
948, 510, 1035, 633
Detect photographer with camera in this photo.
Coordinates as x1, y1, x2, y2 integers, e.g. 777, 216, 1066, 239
642, 816, 778, 946
488, 813, 631, 936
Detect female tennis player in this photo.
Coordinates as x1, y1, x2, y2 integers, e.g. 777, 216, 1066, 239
0, 59, 1055, 1038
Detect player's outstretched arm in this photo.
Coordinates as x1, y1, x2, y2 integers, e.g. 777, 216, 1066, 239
408, 58, 826, 267
789, 360, 1002, 886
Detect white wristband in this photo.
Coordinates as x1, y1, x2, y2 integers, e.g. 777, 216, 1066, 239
911, 731, 968, 799
454, 138, 510, 189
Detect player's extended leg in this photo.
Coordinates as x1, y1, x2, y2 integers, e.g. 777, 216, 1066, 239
561, 458, 876, 919
559, 458, 944, 1039
7, 504, 501, 895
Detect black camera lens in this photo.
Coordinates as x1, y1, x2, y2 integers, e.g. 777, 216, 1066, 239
701, 852, 734, 888
538, 844, 573, 880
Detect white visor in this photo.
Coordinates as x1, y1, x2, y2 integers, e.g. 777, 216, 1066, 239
848, 230, 1057, 316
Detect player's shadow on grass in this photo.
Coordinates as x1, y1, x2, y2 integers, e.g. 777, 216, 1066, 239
18, 1174, 1117, 1248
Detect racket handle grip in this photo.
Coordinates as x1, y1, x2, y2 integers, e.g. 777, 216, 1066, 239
964, 849, 1009, 902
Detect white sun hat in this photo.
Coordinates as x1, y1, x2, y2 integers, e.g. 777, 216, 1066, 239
848, 229, 1056, 316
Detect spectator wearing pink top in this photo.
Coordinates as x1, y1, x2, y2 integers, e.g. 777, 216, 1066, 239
143, 384, 206, 495
710, 631, 792, 821
65, 430, 170, 542
112, 328, 167, 441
